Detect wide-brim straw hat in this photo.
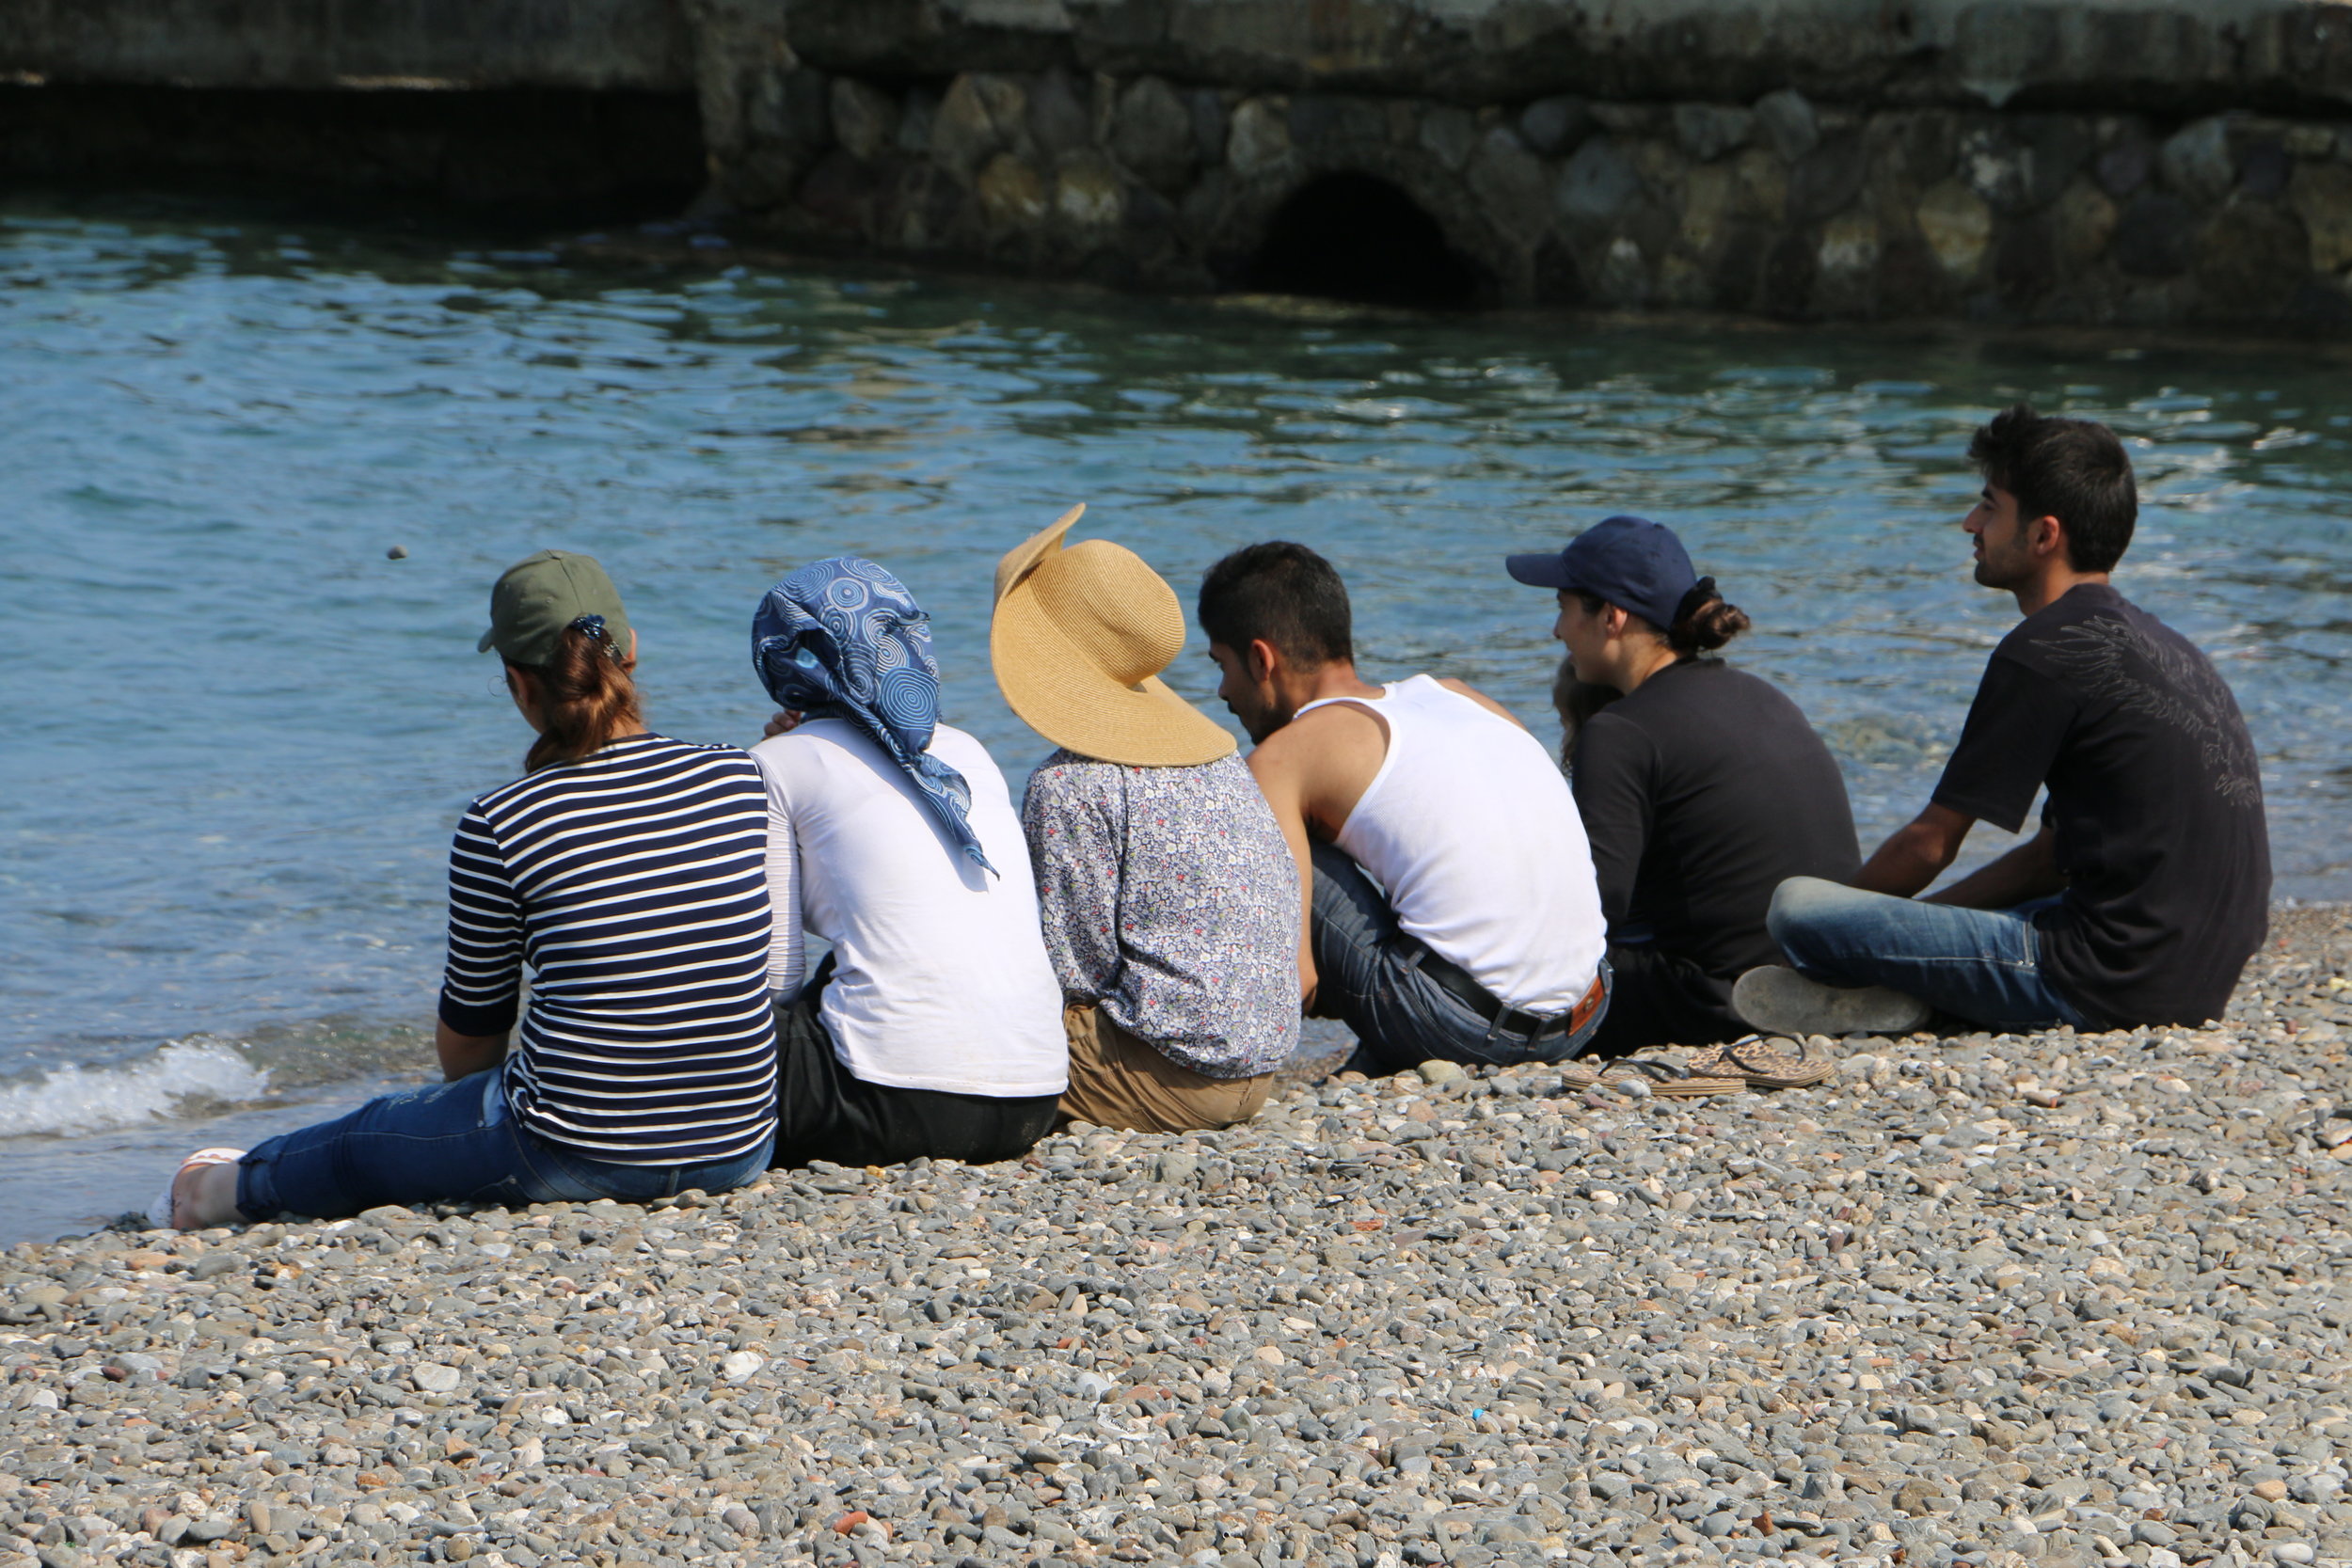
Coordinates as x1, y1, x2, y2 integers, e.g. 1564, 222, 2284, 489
991, 504, 1237, 768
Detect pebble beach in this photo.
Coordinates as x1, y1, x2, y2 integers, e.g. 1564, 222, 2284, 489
4, 906, 2348, 1568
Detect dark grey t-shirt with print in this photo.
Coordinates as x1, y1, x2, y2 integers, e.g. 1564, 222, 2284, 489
1931, 584, 2269, 1029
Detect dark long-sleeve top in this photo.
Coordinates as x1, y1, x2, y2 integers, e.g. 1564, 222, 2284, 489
1569, 659, 1860, 982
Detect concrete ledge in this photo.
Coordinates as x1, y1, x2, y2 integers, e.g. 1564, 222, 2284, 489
7, 0, 2348, 112
782, 0, 2352, 116
0, 0, 695, 93
0, 84, 706, 210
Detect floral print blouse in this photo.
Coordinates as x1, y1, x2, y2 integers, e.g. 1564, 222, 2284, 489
1021, 750, 1300, 1078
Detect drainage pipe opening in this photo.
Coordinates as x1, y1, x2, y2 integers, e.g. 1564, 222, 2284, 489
1243, 173, 1484, 308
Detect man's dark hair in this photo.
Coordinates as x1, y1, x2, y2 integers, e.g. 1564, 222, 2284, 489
1198, 541, 1354, 666
1967, 404, 2137, 574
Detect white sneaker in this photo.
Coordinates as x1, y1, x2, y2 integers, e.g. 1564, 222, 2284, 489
1732, 966, 1931, 1037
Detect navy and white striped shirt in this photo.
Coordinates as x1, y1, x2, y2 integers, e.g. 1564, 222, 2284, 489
438, 734, 776, 1165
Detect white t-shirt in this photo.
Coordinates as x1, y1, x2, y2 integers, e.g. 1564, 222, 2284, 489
752, 718, 1068, 1097
1300, 674, 1607, 1014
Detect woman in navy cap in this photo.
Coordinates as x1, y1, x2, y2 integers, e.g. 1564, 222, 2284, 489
1507, 517, 1861, 1061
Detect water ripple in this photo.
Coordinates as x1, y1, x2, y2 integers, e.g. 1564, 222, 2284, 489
2, 195, 2347, 1084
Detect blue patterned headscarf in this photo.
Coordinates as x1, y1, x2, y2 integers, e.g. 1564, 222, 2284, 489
753, 557, 995, 877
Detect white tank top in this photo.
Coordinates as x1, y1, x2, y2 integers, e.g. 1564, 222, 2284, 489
1297, 674, 1606, 1013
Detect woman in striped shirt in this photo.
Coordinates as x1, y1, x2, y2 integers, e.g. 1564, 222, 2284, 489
158, 550, 777, 1228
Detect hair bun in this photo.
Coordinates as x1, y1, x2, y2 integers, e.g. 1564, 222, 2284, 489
1665, 578, 1750, 653
1672, 578, 1718, 624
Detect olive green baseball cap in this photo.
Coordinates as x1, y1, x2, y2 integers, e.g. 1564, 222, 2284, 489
477, 549, 632, 667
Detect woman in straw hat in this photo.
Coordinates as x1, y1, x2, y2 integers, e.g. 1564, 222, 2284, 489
751, 556, 1068, 1167
157, 549, 780, 1228
994, 507, 1300, 1134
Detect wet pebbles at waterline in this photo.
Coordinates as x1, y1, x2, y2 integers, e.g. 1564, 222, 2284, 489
5, 908, 2351, 1568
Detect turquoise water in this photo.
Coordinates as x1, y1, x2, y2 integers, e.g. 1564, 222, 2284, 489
4, 195, 2348, 1235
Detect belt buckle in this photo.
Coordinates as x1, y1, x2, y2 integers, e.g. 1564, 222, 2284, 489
1500, 1005, 1549, 1041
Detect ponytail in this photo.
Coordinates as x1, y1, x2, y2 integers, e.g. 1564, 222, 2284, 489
514, 615, 643, 772
1662, 578, 1750, 655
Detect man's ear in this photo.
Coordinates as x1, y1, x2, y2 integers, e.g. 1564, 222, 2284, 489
1603, 604, 1632, 640
1246, 638, 1280, 683
2030, 514, 2068, 562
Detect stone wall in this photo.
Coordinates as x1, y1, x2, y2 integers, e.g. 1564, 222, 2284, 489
6, 0, 2352, 327
701, 71, 2352, 330
687, 0, 2352, 329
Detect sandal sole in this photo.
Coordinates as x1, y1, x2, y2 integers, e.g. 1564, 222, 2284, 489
1561, 1067, 1748, 1098
1732, 967, 1930, 1038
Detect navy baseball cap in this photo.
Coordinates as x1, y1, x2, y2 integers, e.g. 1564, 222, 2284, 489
1505, 515, 1700, 631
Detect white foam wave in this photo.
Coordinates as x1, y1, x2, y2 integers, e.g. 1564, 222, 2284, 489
0, 1041, 272, 1138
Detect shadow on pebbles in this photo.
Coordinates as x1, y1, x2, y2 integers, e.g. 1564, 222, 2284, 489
4, 908, 2351, 1568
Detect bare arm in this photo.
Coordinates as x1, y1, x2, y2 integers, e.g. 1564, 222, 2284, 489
1852, 802, 1975, 897
1245, 704, 1393, 1008
1927, 823, 2063, 910
436, 1020, 509, 1083
1247, 741, 1321, 1009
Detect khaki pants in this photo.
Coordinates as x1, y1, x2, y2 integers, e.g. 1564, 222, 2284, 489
1057, 1005, 1273, 1134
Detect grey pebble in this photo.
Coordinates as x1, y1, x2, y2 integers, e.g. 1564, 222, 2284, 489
409, 1361, 461, 1393
1, 906, 2348, 1568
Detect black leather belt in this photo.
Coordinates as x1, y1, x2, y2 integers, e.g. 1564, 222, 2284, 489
1393, 935, 1606, 1040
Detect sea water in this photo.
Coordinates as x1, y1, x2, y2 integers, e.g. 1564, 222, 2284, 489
5, 195, 2348, 1242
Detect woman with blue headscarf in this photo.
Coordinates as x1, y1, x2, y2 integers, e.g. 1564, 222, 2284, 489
749, 557, 1067, 1167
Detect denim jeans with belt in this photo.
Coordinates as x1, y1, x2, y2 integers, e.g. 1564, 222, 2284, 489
1766, 876, 2094, 1032
1310, 840, 1612, 1069
235, 1063, 775, 1222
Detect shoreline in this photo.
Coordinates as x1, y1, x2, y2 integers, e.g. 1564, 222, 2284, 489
2, 904, 2347, 1567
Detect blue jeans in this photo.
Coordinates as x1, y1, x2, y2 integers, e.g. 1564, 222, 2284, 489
1311, 841, 1611, 1069
1766, 876, 2093, 1031
236, 1065, 775, 1221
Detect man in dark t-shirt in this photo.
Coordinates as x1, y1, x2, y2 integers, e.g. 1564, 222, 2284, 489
1736, 404, 2270, 1037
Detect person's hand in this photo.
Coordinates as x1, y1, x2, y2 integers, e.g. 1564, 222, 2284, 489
763, 709, 804, 738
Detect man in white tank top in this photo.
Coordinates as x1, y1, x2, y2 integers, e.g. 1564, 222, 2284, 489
1197, 542, 1612, 1071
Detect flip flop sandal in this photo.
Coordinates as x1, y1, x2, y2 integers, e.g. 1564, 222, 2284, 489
1681, 1035, 1837, 1091
1560, 1056, 1747, 1098
148, 1147, 246, 1230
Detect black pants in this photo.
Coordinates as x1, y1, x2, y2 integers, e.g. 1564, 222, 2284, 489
771, 962, 1059, 1169
1582, 942, 1748, 1057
